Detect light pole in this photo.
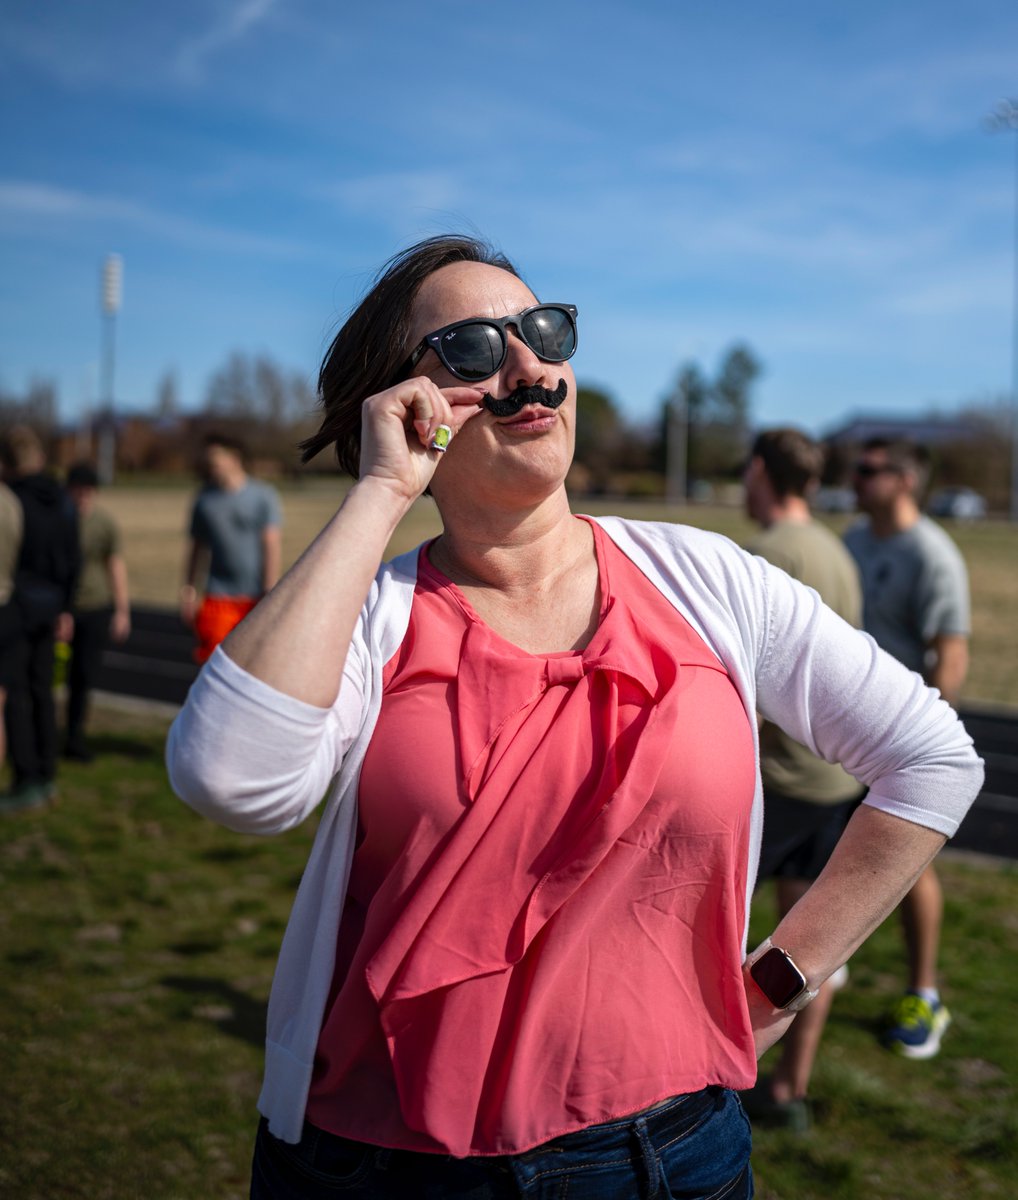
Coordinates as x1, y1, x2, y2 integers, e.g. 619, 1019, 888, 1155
986, 99, 1018, 521
665, 386, 687, 505
97, 253, 122, 485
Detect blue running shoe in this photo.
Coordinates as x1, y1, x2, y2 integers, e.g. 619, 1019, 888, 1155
882, 991, 951, 1059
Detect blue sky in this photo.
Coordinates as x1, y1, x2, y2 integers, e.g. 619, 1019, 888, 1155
1, 0, 1016, 437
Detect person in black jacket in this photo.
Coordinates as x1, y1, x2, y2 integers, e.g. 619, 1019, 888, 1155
0, 426, 80, 811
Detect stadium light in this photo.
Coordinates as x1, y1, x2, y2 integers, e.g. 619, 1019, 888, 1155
97, 253, 122, 485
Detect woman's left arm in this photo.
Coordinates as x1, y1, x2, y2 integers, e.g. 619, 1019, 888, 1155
747, 805, 946, 1054
747, 558, 984, 1054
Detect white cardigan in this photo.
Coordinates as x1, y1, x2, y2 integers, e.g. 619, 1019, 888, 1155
166, 517, 984, 1143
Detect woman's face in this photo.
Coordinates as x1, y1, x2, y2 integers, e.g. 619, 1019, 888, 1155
406, 261, 577, 511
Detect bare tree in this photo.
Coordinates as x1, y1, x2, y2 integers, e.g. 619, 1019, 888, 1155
202, 352, 319, 470
155, 370, 180, 417
0, 377, 59, 434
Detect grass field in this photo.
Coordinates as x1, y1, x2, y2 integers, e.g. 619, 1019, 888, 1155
1, 706, 1015, 1199
108, 479, 1017, 707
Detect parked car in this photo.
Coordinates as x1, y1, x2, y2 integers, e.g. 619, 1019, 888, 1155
927, 487, 987, 520
814, 486, 856, 513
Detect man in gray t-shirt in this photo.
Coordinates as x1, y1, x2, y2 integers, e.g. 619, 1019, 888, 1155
181, 434, 282, 663
190, 477, 281, 598
845, 437, 970, 1060
844, 516, 969, 678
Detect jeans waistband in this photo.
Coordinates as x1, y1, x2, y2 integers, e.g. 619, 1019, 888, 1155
261, 1087, 750, 1200
510, 1086, 724, 1163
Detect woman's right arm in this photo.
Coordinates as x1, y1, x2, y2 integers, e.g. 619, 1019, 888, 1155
220, 380, 484, 706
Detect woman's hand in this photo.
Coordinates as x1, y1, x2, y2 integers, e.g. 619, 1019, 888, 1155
179, 585, 198, 628
110, 609, 131, 643
357, 379, 485, 502
745, 982, 800, 1058
218, 380, 481, 705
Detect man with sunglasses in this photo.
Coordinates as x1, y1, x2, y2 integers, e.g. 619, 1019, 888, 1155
845, 437, 971, 1059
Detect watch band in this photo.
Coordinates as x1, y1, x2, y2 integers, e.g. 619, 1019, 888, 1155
745, 938, 820, 1012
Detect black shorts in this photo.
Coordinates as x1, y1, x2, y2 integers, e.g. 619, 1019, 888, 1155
757, 790, 861, 883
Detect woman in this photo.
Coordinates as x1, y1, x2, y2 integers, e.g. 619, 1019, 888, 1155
167, 235, 983, 1199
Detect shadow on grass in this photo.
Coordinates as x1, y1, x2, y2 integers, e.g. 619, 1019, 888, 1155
161, 974, 267, 1048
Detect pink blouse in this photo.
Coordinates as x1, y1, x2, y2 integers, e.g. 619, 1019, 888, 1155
305, 518, 757, 1157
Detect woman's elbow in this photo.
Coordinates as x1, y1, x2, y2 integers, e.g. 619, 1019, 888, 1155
165, 736, 319, 836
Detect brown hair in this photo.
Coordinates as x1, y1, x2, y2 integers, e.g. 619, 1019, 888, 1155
0, 424, 46, 475
202, 431, 248, 460
300, 234, 520, 475
751, 428, 824, 498
66, 461, 100, 489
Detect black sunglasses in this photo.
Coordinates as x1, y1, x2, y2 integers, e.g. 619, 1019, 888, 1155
853, 462, 901, 478
397, 303, 578, 384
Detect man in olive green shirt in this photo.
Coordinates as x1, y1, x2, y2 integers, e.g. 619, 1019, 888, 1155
742, 428, 863, 1130
64, 463, 130, 761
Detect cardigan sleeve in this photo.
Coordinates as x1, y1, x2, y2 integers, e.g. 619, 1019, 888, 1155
166, 642, 366, 835
752, 554, 983, 837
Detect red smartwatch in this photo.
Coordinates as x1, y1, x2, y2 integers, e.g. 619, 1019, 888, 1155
744, 938, 820, 1012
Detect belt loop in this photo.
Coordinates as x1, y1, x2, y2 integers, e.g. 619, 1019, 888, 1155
632, 1116, 662, 1200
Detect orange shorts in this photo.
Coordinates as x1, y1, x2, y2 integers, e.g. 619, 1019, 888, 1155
193, 595, 258, 664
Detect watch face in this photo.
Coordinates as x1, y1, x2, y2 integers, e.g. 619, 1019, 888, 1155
750, 947, 807, 1009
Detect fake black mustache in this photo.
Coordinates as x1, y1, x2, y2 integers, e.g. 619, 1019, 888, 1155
483, 377, 568, 417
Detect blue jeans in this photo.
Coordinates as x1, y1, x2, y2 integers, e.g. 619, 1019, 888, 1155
250, 1087, 753, 1199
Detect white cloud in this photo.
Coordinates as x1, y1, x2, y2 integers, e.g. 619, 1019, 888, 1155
844, 47, 1018, 140
0, 181, 84, 216
320, 170, 471, 227
877, 269, 1007, 318
0, 179, 309, 258
174, 0, 279, 83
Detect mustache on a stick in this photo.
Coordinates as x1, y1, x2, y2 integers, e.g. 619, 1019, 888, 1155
483, 378, 568, 417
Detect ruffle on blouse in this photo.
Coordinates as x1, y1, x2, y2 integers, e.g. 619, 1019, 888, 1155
363, 593, 706, 1148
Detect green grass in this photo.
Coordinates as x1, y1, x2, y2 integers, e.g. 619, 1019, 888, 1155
747, 865, 1018, 1199
2, 705, 1016, 1199
0, 707, 318, 1200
